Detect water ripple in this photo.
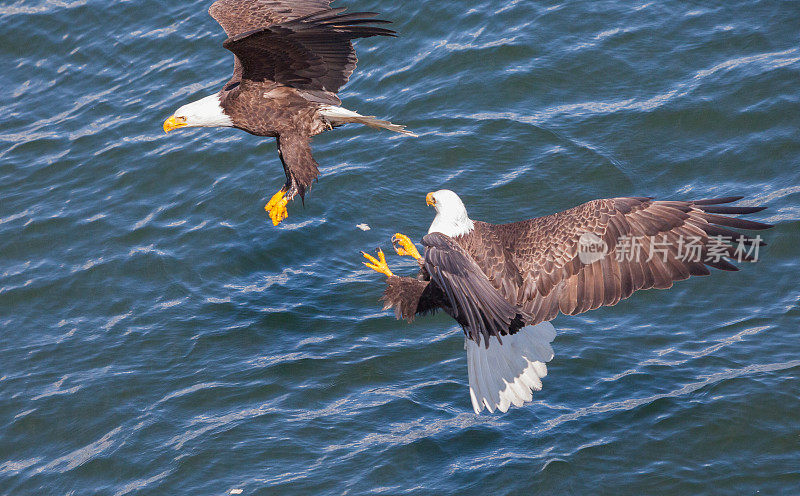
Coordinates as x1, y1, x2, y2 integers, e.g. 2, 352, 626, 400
1, 0, 798, 494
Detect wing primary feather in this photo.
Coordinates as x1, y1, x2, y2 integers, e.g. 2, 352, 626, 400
691, 196, 744, 205
696, 205, 767, 214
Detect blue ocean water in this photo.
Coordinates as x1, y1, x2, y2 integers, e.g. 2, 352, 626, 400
1, 0, 799, 493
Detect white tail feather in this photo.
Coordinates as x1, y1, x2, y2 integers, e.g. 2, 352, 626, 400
466, 322, 556, 414
319, 105, 417, 137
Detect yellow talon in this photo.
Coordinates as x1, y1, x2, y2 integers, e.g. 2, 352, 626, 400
361, 248, 394, 278
265, 189, 289, 226
391, 233, 422, 261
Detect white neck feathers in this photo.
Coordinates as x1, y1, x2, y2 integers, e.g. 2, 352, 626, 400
428, 214, 475, 237
427, 190, 475, 237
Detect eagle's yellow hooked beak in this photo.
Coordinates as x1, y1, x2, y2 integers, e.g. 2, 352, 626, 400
426, 192, 436, 206
163, 115, 187, 133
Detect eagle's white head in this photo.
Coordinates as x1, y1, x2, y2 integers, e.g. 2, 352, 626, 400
426, 189, 474, 237
163, 94, 233, 132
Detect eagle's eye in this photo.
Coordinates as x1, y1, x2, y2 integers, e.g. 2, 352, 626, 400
176, 116, 187, 123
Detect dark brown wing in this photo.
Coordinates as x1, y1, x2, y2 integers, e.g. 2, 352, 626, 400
220, 8, 394, 100
493, 197, 771, 325
455, 221, 524, 304
210, 1, 333, 93
209, 0, 332, 37
422, 232, 528, 347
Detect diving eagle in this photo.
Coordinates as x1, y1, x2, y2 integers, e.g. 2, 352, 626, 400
163, 0, 414, 225
361, 190, 771, 414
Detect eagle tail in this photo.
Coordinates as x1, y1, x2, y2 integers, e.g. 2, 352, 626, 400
319, 105, 417, 137
466, 322, 556, 414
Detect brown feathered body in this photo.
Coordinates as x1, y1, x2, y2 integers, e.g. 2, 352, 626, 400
220, 84, 331, 192
221, 85, 328, 139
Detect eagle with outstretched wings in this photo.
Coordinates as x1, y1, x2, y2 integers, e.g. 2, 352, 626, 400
362, 190, 771, 413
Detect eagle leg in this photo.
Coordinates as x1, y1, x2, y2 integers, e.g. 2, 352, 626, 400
361, 248, 394, 278
391, 233, 422, 262
265, 188, 289, 226
264, 147, 303, 226
265, 135, 316, 225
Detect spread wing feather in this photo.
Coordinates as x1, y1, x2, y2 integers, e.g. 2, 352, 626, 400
422, 233, 528, 347
417, 198, 769, 342
210, 0, 334, 94
209, 0, 333, 36
493, 197, 771, 325
214, 3, 394, 101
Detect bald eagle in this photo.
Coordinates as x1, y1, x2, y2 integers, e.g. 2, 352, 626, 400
163, 0, 414, 225
361, 190, 771, 414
